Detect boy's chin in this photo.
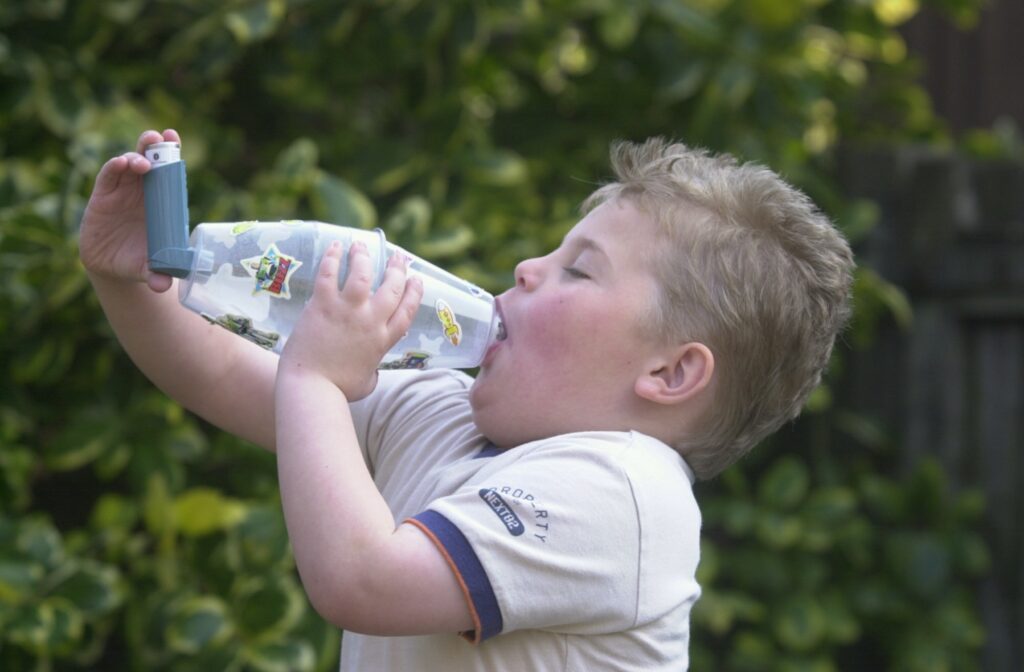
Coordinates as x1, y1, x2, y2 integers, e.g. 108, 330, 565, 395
469, 390, 521, 448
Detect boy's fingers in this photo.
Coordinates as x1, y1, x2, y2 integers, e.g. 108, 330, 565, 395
93, 155, 129, 195
146, 272, 174, 293
387, 276, 424, 340
340, 241, 374, 302
123, 152, 151, 175
375, 253, 411, 314
134, 129, 181, 163
135, 130, 164, 154
314, 241, 343, 297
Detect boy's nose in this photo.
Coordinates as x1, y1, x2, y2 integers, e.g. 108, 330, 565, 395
513, 257, 543, 290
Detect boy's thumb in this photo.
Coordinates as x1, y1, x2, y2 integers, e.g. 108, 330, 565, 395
147, 272, 174, 293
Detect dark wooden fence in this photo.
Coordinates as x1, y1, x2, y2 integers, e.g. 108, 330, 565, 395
903, 0, 1024, 133
840, 147, 1024, 671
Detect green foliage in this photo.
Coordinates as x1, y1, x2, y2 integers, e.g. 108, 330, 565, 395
693, 451, 989, 671
0, 0, 988, 669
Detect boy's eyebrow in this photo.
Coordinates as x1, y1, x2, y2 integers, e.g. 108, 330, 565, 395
564, 236, 610, 263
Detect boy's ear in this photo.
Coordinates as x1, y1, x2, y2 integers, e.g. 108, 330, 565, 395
634, 342, 714, 406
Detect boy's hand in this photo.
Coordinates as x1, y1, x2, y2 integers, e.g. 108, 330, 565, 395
79, 129, 179, 293
279, 241, 423, 400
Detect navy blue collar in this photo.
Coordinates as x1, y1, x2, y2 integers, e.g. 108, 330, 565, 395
474, 442, 503, 459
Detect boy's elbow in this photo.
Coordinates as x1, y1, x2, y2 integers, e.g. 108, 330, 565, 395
300, 567, 393, 635
305, 584, 349, 630
296, 527, 470, 636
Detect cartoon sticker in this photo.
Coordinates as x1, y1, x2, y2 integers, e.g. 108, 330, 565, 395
200, 312, 280, 350
379, 351, 431, 370
435, 299, 462, 346
242, 244, 302, 299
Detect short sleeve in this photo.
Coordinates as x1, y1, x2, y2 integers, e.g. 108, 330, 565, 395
348, 369, 475, 475
406, 436, 643, 642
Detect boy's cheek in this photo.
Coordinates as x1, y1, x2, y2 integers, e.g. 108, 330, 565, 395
520, 313, 579, 361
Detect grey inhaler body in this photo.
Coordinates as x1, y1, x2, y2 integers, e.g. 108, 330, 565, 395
144, 142, 194, 278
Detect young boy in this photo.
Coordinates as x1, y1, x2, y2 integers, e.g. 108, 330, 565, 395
80, 129, 854, 670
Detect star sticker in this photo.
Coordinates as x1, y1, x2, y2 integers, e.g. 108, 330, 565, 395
242, 244, 303, 299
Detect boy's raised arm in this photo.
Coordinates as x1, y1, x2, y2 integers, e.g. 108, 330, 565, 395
275, 243, 474, 636
81, 129, 279, 450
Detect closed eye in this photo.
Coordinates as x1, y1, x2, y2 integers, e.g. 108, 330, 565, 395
562, 266, 590, 280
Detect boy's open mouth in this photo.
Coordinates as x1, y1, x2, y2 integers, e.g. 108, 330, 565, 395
494, 300, 508, 341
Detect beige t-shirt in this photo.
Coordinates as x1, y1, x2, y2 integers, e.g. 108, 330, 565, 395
342, 369, 702, 671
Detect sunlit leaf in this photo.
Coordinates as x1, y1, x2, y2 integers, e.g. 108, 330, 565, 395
820, 592, 861, 645
692, 588, 766, 634
774, 594, 827, 652
235, 506, 291, 570
41, 596, 85, 653
0, 559, 43, 603
49, 561, 123, 616
174, 488, 247, 537
6, 603, 53, 653
906, 458, 946, 520
384, 196, 432, 238
91, 494, 139, 532
246, 639, 316, 672
598, 5, 640, 49
312, 171, 378, 230
756, 510, 803, 549
729, 631, 777, 668
758, 457, 810, 510
233, 575, 304, 638
16, 516, 64, 570
162, 423, 209, 461
462, 149, 528, 187
835, 410, 890, 449
28, 61, 91, 137
695, 539, 720, 584
11, 339, 57, 384
44, 411, 117, 472
649, 0, 721, 39
416, 225, 474, 259
720, 499, 757, 536
24, 0, 66, 19
143, 473, 175, 536
0, 445, 34, 510
102, 0, 144, 23
715, 63, 756, 108
804, 384, 832, 413
658, 62, 708, 103
952, 488, 986, 524
225, 0, 286, 44
742, 0, 805, 29
166, 596, 234, 655
873, 0, 920, 26
804, 487, 857, 525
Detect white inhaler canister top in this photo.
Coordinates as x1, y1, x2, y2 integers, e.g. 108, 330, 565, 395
145, 142, 181, 167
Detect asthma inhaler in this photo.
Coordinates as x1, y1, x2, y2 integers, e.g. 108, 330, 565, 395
143, 142, 194, 278
142, 143, 505, 369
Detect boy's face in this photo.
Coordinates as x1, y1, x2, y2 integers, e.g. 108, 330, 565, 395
470, 198, 665, 447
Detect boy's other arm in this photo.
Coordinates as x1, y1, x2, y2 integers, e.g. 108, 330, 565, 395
81, 129, 278, 450
89, 274, 279, 449
275, 243, 474, 636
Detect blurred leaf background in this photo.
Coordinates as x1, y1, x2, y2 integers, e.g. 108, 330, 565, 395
0, 0, 995, 670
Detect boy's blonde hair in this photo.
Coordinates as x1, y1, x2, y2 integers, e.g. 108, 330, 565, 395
583, 139, 854, 480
